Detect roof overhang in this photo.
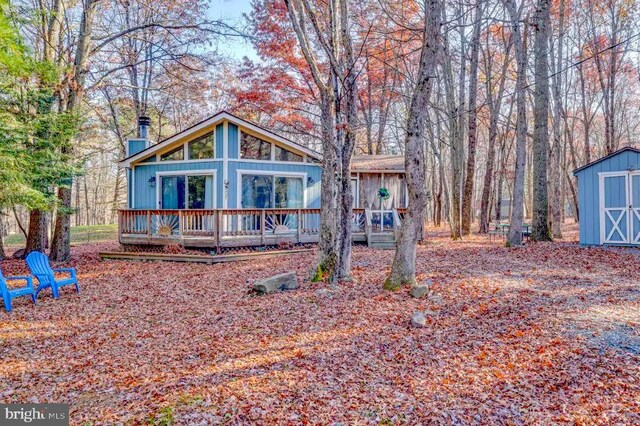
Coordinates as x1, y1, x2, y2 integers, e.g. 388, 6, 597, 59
572, 147, 640, 176
120, 111, 322, 168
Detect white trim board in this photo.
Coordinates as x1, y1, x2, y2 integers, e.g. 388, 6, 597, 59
120, 111, 322, 168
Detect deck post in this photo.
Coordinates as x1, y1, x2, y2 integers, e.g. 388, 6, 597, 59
216, 210, 222, 251
297, 209, 302, 243
118, 211, 123, 244
261, 210, 266, 245
178, 210, 184, 243
147, 211, 151, 243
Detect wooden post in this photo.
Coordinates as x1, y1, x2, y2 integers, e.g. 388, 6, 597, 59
216, 210, 222, 251
178, 210, 184, 244
147, 211, 151, 242
297, 209, 302, 243
261, 210, 266, 245
118, 210, 122, 244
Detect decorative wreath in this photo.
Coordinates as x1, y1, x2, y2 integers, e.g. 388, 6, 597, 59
378, 187, 390, 201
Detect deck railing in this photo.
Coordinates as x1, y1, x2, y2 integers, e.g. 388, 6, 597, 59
119, 208, 323, 248
118, 208, 404, 248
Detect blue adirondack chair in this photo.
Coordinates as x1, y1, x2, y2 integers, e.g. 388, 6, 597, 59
0, 267, 36, 312
26, 252, 80, 299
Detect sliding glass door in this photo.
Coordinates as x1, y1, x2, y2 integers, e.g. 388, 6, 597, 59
241, 174, 304, 209
160, 173, 215, 209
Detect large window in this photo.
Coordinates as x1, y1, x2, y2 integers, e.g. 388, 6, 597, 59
240, 132, 271, 160
241, 174, 304, 208
160, 173, 214, 209
275, 146, 303, 162
160, 146, 184, 161
188, 132, 214, 159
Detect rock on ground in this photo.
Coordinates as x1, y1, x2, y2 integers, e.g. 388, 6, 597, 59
411, 311, 427, 327
252, 272, 299, 295
410, 285, 430, 298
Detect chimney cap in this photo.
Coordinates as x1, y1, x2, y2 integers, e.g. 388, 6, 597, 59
138, 116, 151, 126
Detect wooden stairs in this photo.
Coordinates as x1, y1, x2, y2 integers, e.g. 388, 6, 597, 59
367, 232, 397, 250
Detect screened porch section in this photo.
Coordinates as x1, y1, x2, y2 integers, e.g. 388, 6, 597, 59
354, 172, 408, 233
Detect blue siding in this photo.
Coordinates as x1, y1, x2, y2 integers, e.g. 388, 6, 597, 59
228, 123, 239, 159
215, 124, 224, 158
575, 150, 640, 245
227, 161, 322, 208
133, 161, 223, 209
128, 139, 147, 157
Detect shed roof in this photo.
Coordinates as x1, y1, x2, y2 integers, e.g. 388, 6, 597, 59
573, 147, 640, 175
351, 155, 405, 172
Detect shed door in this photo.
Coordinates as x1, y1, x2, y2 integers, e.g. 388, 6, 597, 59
630, 172, 640, 244
600, 173, 631, 244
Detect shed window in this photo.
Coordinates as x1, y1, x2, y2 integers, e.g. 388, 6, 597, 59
275, 145, 303, 162
188, 132, 214, 159
240, 132, 271, 160
160, 146, 184, 161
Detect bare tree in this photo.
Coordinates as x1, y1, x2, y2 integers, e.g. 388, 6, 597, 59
385, 0, 442, 289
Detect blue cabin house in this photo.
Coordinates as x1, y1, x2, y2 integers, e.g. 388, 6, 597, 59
573, 147, 640, 246
119, 111, 409, 248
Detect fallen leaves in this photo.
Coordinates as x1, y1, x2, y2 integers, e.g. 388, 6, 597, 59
0, 226, 639, 424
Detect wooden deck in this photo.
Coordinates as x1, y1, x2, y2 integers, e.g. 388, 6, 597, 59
118, 208, 404, 249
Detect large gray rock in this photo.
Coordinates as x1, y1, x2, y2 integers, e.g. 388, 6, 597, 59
411, 312, 427, 328
410, 285, 430, 299
252, 272, 299, 295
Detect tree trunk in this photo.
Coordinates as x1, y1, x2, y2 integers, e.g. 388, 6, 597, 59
51, 0, 99, 261
504, 0, 528, 247
385, 0, 441, 289
25, 210, 47, 255
461, 1, 483, 235
549, 0, 565, 238
531, 0, 551, 242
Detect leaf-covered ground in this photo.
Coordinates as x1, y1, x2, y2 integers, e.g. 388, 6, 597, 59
1, 225, 639, 424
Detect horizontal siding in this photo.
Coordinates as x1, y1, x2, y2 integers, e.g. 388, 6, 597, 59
575, 150, 640, 245
227, 161, 322, 209
133, 161, 222, 209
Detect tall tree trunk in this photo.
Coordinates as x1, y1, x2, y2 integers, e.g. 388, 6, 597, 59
504, 0, 528, 247
334, 0, 357, 282
51, 0, 99, 261
25, 210, 47, 255
0, 211, 5, 260
385, 0, 441, 289
461, 1, 483, 235
549, 0, 565, 238
531, 0, 551, 242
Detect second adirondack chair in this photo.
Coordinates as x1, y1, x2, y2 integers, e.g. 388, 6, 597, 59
26, 252, 80, 299
0, 267, 36, 312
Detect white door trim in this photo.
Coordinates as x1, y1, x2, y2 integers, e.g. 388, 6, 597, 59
599, 171, 631, 245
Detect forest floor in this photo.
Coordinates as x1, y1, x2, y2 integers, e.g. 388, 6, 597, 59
1, 223, 639, 424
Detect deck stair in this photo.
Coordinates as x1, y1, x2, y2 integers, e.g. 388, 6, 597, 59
367, 232, 396, 250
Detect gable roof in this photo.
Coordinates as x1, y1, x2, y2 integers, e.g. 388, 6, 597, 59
572, 147, 640, 175
120, 110, 322, 168
351, 155, 405, 172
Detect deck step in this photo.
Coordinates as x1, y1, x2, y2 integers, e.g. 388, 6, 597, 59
369, 241, 397, 250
